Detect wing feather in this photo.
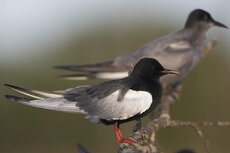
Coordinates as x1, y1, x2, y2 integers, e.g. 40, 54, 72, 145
85, 90, 152, 120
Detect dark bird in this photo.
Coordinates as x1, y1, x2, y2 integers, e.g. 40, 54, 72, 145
4, 58, 178, 144
54, 9, 228, 91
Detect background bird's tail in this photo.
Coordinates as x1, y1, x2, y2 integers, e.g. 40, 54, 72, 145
4, 84, 85, 113
54, 60, 129, 80
54, 60, 115, 72
59, 71, 128, 80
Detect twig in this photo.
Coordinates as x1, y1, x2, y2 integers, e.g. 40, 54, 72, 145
168, 120, 210, 153
202, 39, 218, 58
77, 144, 91, 153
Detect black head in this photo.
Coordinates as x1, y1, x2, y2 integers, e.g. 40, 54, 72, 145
130, 58, 179, 81
185, 9, 228, 29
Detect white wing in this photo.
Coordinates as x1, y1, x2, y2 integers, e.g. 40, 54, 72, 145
83, 89, 152, 121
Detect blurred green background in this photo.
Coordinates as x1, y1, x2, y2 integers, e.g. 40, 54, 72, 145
1, 1, 230, 153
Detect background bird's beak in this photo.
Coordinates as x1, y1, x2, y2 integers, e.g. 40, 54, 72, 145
213, 20, 228, 29
161, 69, 180, 75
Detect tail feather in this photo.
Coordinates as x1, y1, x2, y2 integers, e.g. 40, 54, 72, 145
59, 71, 128, 80
4, 84, 85, 113
4, 84, 62, 99
5, 95, 33, 102
59, 73, 94, 81
5, 95, 85, 113
54, 61, 115, 72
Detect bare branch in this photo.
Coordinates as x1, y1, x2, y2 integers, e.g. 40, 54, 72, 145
77, 144, 91, 153
202, 39, 218, 58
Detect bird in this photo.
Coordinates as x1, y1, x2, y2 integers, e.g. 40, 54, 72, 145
54, 9, 228, 91
4, 58, 179, 144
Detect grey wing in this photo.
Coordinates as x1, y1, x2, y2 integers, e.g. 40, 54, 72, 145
82, 89, 152, 122
65, 79, 127, 100
64, 79, 152, 122
115, 32, 193, 71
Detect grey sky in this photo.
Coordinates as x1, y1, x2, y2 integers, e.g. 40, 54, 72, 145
0, 0, 229, 61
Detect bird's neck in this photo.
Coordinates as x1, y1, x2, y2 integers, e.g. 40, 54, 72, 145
131, 77, 162, 98
140, 79, 162, 100
183, 26, 207, 46
150, 80, 162, 98
184, 22, 209, 35
147, 80, 163, 112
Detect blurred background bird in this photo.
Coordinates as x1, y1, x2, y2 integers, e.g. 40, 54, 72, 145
55, 9, 227, 93
1, 1, 230, 153
55, 8, 228, 126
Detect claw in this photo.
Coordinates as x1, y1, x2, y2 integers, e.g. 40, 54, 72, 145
114, 123, 135, 144
119, 138, 135, 144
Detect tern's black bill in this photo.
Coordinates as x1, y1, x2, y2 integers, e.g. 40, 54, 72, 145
213, 20, 228, 29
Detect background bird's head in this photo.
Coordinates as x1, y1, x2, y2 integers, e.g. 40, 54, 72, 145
130, 58, 179, 81
184, 9, 228, 30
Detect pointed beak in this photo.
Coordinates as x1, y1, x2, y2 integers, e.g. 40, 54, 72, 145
161, 69, 180, 75
213, 20, 228, 29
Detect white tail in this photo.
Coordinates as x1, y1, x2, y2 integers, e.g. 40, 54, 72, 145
4, 84, 85, 114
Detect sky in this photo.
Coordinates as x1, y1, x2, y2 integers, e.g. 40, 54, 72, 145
0, 0, 229, 61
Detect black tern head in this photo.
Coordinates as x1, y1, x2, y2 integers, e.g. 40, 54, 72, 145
130, 58, 179, 80
185, 9, 228, 29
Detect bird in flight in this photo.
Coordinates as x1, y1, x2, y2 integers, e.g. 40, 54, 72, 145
4, 58, 179, 144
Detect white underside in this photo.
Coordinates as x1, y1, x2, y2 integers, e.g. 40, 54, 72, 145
87, 89, 152, 120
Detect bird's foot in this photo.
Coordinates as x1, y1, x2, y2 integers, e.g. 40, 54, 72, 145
114, 123, 135, 144
118, 137, 135, 144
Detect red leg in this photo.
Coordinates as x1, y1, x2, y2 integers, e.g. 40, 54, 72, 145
113, 123, 135, 144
